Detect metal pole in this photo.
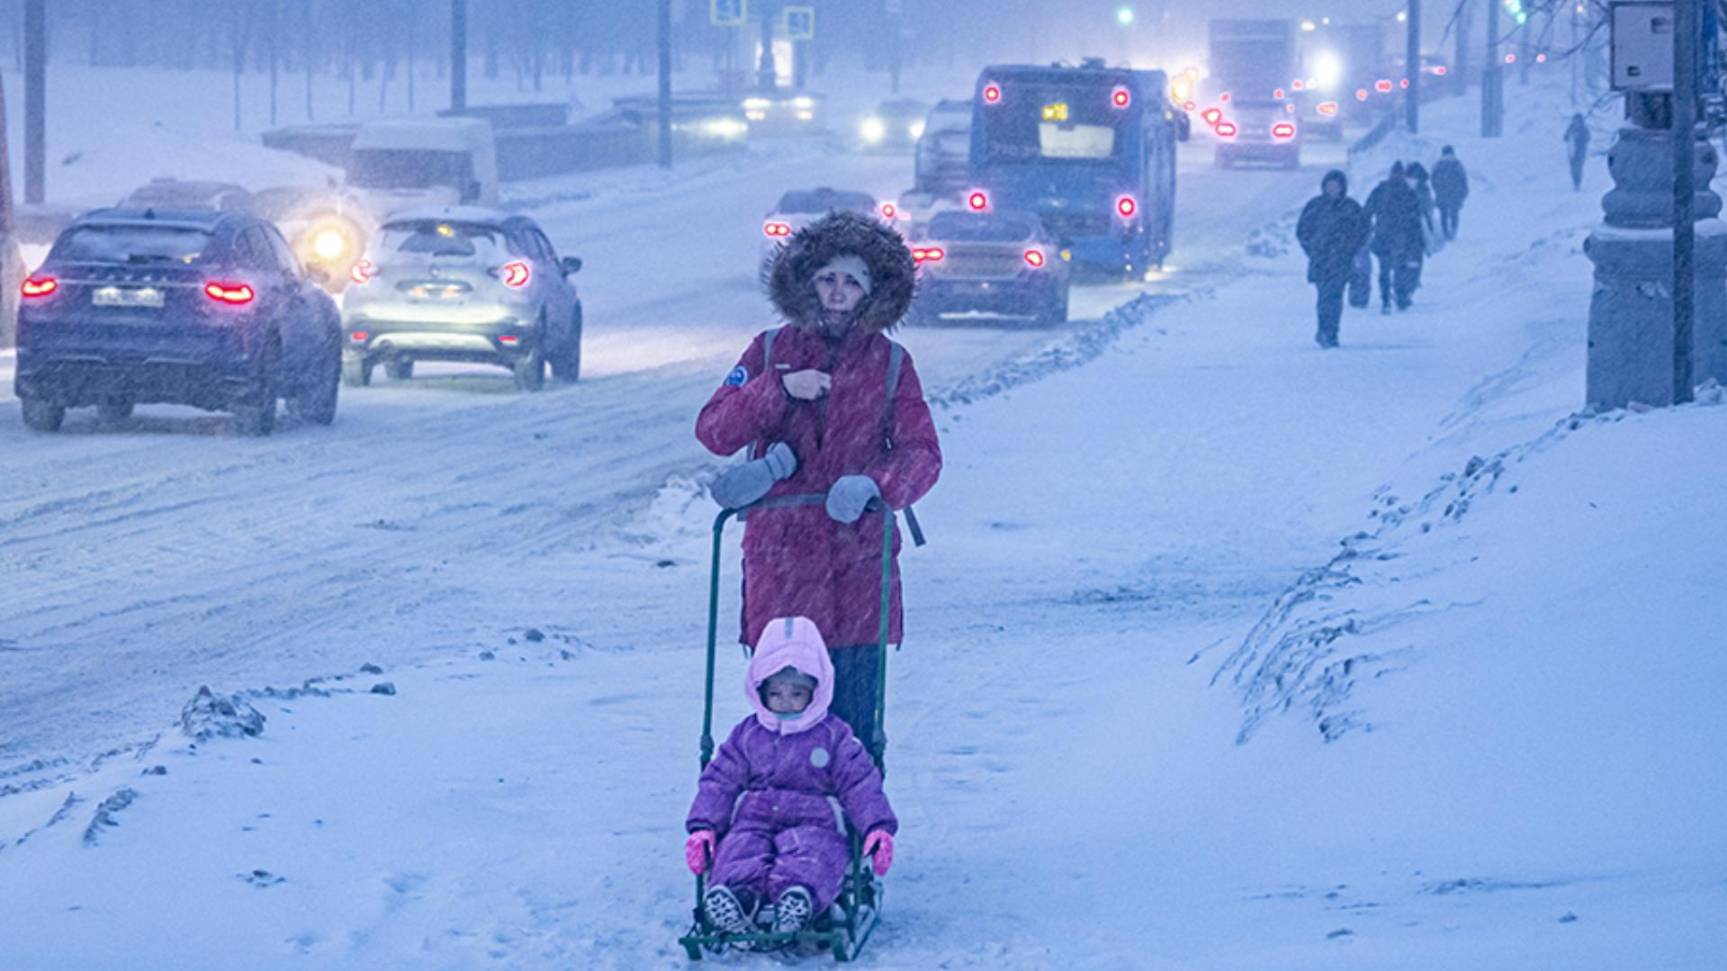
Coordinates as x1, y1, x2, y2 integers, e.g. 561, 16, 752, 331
1482, 0, 1502, 137
268, 0, 278, 127
1406, 0, 1421, 133
1674, 0, 1697, 404
1571, 0, 1580, 106
24, 0, 44, 205
657, 0, 673, 168
450, 0, 467, 111
758, 0, 777, 92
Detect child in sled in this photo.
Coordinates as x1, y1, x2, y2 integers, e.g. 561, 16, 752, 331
684, 616, 896, 938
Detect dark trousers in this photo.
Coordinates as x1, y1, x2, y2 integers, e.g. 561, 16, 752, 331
1376, 254, 1416, 309
1315, 277, 1346, 344
1569, 154, 1585, 191
829, 643, 884, 761
1439, 204, 1461, 240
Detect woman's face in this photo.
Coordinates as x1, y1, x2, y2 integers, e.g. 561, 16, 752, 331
763, 679, 813, 715
814, 270, 867, 314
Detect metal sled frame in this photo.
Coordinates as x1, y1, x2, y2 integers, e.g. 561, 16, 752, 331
678, 503, 898, 962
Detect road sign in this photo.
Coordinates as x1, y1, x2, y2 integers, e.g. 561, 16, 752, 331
711, 0, 746, 28
784, 5, 816, 41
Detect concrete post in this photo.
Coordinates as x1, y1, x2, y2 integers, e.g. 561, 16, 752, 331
1585, 125, 1727, 407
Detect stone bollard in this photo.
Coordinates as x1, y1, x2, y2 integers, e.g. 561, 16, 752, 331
1584, 126, 1727, 408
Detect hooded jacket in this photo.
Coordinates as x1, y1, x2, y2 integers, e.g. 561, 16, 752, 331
1431, 155, 1469, 206
686, 618, 897, 908
696, 212, 942, 649
1365, 173, 1425, 262
1296, 170, 1369, 284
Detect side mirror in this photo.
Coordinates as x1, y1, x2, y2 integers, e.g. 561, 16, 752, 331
560, 256, 583, 275
306, 265, 332, 286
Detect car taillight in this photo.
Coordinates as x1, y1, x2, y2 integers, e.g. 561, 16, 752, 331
1219, 91, 1231, 103
1022, 248, 1046, 268
1215, 121, 1238, 138
20, 275, 57, 298
763, 220, 793, 238
1111, 85, 1131, 109
1317, 101, 1339, 117
1375, 79, 1393, 93
1116, 196, 1138, 219
498, 334, 520, 346
1273, 87, 1286, 100
983, 83, 1001, 104
911, 246, 945, 264
968, 190, 989, 211
203, 281, 254, 304
1201, 107, 1223, 126
880, 202, 898, 220
1400, 78, 1410, 90
1435, 65, 1450, 75
350, 260, 374, 285
1272, 122, 1297, 140
500, 261, 531, 288
1356, 88, 1369, 102
1291, 79, 1304, 91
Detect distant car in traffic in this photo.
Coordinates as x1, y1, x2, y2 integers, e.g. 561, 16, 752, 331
857, 98, 930, 153
741, 92, 827, 135
340, 206, 583, 392
1291, 90, 1345, 141
913, 99, 973, 195
1213, 99, 1301, 169
906, 208, 1070, 327
119, 178, 255, 214
759, 187, 885, 264
15, 208, 342, 435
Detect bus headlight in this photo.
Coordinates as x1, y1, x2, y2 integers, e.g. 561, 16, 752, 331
312, 227, 350, 262
860, 117, 887, 143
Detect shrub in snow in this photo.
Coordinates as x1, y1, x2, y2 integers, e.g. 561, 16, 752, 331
179, 686, 265, 742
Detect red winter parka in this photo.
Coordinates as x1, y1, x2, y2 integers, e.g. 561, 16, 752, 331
696, 212, 941, 649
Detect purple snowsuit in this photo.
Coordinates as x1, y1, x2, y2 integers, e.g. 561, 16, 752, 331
686, 617, 897, 912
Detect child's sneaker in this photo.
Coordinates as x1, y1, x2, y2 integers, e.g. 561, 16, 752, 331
702, 885, 755, 936
771, 886, 815, 935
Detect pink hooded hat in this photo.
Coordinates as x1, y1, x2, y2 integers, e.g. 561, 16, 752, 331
748, 616, 835, 735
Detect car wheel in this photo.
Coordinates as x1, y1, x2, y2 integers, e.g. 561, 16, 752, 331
1040, 288, 1069, 327
292, 341, 341, 426
342, 357, 373, 387
20, 396, 65, 432
551, 325, 582, 382
385, 358, 414, 381
513, 346, 546, 392
97, 397, 135, 423
233, 338, 280, 437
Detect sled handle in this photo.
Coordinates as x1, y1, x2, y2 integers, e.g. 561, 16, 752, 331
699, 508, 740, 771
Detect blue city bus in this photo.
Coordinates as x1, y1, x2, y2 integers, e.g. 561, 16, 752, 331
967, 60, 1188, 278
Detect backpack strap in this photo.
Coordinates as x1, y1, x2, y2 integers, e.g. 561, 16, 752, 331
880, 339, 926, 548
752, 325, 786, 460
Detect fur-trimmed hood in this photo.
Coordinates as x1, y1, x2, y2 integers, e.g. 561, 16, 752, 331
763, 210, 916, 334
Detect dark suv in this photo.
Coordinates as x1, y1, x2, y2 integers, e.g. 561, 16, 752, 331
15, 208, 343, 435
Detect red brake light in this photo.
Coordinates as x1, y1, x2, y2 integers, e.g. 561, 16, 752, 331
1219, 91, 1231, 103
1435, 65, 1450, 75
880, 202, 897, 220
1111, 86, 1131, 109
763, 220, 793, 238
498, 335, 520, 346
1535, 53, 1547, 64
1505, 52, 1517, 64
1116, 196, 1137, 219
1183, 100, 1197, 111
1201, 107, 1223, 126
911, 246, 945, 264
1375, 79, 1392, 93
203, 281, 254, 304
983, 83, 1002, 104
349, 330, 369, 343
20, 275, 57, 298
500, 260, 531, 288
1291, 79, 1304, 91
1400, 78, 1410, 90
1356, 88, 1369, 102
968, 190, 989, 212
1273, 87, 1286, 100
1214, 121, 1238, 138
1272, 122, 1297, 140
350, 260, 374, 285
1022, 248, 1046, 268
1317, 101, 1339, 117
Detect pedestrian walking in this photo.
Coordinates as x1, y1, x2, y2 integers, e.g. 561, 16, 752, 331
697, 210, 942, 758
1565, 113, 1591, 191
1296, 169, 1369, 348
1431, 146, 1470, 240
1364, 162, 1425, 313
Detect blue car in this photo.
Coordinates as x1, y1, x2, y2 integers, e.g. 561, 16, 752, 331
15, 208, 343, 435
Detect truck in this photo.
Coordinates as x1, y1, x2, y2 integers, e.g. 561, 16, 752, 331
967, 59, 1187, 279
1208, 19, 1296, 104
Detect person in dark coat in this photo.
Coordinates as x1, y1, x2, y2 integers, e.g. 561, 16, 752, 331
1565, 113, 1591, 191
697, 210, 942, 758
1296, 169, 1369, 348
1431, 146, 1469, 240
1364, 161, 1425, 313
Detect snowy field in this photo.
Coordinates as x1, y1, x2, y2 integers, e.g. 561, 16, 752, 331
2, 62, 1724, 970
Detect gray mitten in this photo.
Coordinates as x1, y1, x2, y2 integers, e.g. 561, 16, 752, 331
711, 442, 798, 509
824, 475, 880, 524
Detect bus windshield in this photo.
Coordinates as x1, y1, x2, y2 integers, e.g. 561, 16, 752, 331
978, 83, 1131, 165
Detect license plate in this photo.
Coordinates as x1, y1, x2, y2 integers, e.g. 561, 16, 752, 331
405, 284, 468, 301
92, 286, 165, 308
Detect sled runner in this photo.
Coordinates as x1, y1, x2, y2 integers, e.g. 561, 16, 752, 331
678, 502, 902, 962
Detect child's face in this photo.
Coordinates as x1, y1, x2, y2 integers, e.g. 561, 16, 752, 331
763, 678, 813, 715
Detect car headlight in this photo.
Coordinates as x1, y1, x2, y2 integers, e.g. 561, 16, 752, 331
312, 227, 349, 261
793, 96, 816, 110
909, 120, 926, 140
860, 117, 886, 143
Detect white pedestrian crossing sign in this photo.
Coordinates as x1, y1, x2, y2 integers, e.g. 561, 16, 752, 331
783, 5, 816, 40
710, 0, 746, 27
